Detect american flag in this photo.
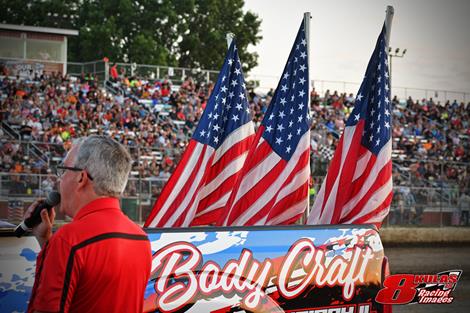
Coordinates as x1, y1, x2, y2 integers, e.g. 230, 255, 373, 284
219, 20, 311, 226
307, 25, 392, 227
145, 40, 255, 227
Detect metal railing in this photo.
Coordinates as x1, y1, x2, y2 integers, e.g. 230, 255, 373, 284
67, 60, 107, 81
0, 138, 176, 168
1, 172, 468, 227
2, 137, 468, 180
385, 186, 470, 227
246, 73, 470, 103
0, 137, 66, 167
67, 60, 220, 85
1, 121, 49, 164
65, 60, 469, 103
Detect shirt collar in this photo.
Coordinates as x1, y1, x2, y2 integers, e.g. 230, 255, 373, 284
74, 197, 121, 221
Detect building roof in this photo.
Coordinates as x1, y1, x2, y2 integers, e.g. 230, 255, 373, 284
0, 23, 78, 36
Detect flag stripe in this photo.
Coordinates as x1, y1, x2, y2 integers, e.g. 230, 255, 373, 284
346, 153, 381, 202
341, 160, 392, 222
229, 158, 286, 225
330, 122, 366, 223
190, 154, 248, 225
199, 152, 249, 200
266, 196, 309, 225
353, 150, 372, 181
352, 203, 391, 226
230, 133, 310, 225
170, 147, 215, 226
317, 122, 359, 220
316, 168, 341, 223
242, 146, 310, 226
274, 158, 310, 205
266, 169, 310, 224
205, 136, 253, 183
345, 174, 393, 223
145, 141, 204, 227
322, 123, 357, 202
193, 192, 230, 220
232, 143, 282, 206
212, 122, 254, 164
155, 144, 210, 226
155, 144, 211, 227
339, 140, 392, 219
189, 126, 255, 225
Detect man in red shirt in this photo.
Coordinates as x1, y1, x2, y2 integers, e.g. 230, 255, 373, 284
26, 135, 152, 313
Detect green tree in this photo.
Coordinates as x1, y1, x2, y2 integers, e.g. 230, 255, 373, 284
178, 0, 261, 72
0, 0, 262, 72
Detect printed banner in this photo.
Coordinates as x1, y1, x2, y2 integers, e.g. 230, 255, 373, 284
0, 61, 45, 77
144, 226, 387, 313
0, 226, 387, 313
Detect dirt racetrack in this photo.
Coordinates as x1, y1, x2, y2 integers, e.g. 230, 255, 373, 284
384, 244, 470, 313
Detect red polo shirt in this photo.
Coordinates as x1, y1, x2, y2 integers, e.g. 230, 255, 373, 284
28, 197, 152, 313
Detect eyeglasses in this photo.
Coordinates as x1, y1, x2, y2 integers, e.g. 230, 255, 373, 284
55, 165, 94, 181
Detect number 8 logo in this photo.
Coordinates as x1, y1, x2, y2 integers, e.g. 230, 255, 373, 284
376, 274, 418, 304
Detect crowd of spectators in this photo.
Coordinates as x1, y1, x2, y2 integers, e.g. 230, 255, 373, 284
0, 72, 213, 182
305, 89, 469, 190
1, 70, 469, 200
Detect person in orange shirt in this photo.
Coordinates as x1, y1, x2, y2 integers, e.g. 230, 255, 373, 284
16, 89, 26, 98
67, 92, 78, 105
422, 141, 433, 151
14, 161, 23, 173
142, 87, 150, 99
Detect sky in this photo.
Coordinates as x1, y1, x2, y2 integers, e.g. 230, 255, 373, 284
243, 0, 470, 102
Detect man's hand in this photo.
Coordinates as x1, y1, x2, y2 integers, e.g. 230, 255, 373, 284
24, 199, 56, 248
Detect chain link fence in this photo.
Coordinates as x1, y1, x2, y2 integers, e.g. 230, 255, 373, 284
1, 172, 469, 227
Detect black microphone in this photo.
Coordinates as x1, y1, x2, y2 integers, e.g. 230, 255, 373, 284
14, 191, 61, 238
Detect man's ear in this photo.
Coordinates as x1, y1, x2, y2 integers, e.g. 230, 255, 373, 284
77, 171, 88, 187
78, 171, 84, 183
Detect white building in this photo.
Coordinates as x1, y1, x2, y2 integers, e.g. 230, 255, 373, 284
0, 23, 78, 76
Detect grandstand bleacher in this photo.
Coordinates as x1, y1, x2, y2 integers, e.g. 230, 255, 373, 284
0, 65, 468, 226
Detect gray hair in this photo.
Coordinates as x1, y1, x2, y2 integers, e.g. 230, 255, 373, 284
72, 135, 132, 198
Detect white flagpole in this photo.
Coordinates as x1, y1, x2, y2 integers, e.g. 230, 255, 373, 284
303, 12, 312, 97
226, 33, 235, 48
384, 6, 394, 89
385, 6, 395, 228
303, 12, 312, 221
384, 6, 394, 50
